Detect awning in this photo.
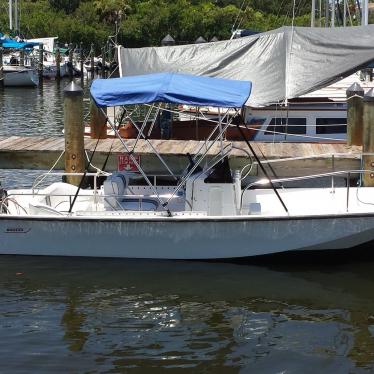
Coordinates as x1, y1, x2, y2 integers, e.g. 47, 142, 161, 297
90, 72, 251, 108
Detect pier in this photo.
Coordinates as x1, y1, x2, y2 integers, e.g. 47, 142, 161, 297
0, 135, 361, 177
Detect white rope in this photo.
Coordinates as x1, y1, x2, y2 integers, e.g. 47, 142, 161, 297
32, 149, 65, 192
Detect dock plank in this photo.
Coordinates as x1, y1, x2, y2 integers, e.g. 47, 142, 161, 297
0, 136, 364, 176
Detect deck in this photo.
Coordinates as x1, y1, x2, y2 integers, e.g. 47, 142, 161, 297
0, 136, 362, 177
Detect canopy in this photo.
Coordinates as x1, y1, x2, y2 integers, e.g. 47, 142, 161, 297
117, 25, 374, 107
0, 37, 39, 49
90, 72, 251, 108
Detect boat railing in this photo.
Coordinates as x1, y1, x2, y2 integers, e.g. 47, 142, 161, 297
251, 152, 373, 166
242, 169, 374, 213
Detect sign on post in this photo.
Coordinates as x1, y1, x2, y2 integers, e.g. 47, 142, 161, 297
118, 154, 141, 172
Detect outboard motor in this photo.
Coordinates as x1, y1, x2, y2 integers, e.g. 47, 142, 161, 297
0, 182, 8, 213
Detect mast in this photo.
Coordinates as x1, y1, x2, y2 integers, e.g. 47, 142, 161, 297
343, 0, 347, 26
14, 0, 18, 32
311, 0, 316, 26
325, 0, 329, 27
363, 0, 369, 25
331, 0, 335, 27
9, 0, 13, 31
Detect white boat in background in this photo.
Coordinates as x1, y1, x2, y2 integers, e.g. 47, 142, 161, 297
3, 65, 38, 87
3, 72, 374, 259
178, 72, 374, 143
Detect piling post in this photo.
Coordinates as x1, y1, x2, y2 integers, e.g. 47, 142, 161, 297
80, 42, 84, 84
346, 82, 364, 146
90, 100, 107, 139
38, 43, 43, 83
101, 46, 106, 78
362, 88, 374, 186
64, 82, 85, 186
55, 47, 61, 80
19, 49, 25, 67
68, 44, 74, 81
0, 47, 3, 88
90, 43, 94, 80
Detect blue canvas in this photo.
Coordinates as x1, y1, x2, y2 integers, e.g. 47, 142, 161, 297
90, 72, 251, 108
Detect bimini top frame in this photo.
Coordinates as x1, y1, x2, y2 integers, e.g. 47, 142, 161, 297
90, 72, 252, 108
89, 72, 253, 216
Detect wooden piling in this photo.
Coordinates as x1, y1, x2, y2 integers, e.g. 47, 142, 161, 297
0, 47, 3, 88
362, 88, 374, 186
38, 43, 43, 83
64, 82, 85, 186
90, 43, 94, 80
68, 44, 74, 81
19, 49, 25, 67
346, 82, 364, 146
90, 101, 108, 139
56, 47, 61, 80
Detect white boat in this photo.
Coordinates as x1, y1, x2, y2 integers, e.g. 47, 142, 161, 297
2, 72, 374, 259
178, 73, 374, 143
3, 65, 39, 87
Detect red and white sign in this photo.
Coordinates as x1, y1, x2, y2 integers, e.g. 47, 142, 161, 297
118, 154, 141, 172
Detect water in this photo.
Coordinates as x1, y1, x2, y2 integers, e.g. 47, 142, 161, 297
1, 82, 374, 373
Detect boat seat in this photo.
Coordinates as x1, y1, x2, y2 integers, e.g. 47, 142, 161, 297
120, 197, 159, 211
28, 202, 64, 216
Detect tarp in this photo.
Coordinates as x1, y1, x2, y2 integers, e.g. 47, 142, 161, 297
90, 72, 251, 108
117, 25, 374, 107
0, 37, 39, 49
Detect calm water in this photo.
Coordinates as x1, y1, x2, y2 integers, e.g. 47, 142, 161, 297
1, 82, 374, 373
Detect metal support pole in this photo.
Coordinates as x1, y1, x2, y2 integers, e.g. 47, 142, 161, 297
311, 0, 316, 26
64, 82, 85, 186
343, 0, 347, 26
68, 44, 73, 81
56, 47, 61, 80
237, 124, 289, 214
80, 42, 84, 84
100, 107, 172, 216
0, 47, 3, 88
101, 46, 106, 78
38, 43, 43, 83
331, 0, 335, 27
9, 0, 13, 31
325, 0, 329, 27
90, 43, 94, 80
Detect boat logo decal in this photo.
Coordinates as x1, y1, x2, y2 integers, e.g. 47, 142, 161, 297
4, 227, 31, 234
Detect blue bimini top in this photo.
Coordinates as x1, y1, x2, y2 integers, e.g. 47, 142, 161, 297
0, 37, 39, 49
90, 72, 251, 108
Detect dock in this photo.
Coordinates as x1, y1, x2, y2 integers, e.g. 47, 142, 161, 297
0, 136, 362, 177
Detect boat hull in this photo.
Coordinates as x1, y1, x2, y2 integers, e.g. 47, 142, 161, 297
1, 213, 374, 259
4, 68, 38, 87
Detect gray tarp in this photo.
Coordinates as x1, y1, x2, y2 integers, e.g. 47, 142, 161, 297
118, 25, 374, 107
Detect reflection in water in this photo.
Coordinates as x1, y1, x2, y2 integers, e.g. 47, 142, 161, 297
0, 79, 90, 137
61, 288, 88, 352
0, 256, 373, 372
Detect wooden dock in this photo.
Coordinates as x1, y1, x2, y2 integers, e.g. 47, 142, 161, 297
0, 136, 362, 177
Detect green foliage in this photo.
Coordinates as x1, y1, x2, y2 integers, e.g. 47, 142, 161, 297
0, 0, 313, 49
49, 0, 81, 14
